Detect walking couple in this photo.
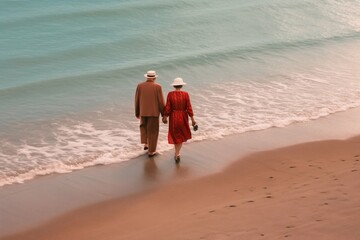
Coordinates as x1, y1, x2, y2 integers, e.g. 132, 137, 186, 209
135, 70, 197, 164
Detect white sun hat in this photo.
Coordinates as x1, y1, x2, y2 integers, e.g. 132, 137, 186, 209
144, 70, 158, 78
171, 77, 187, 86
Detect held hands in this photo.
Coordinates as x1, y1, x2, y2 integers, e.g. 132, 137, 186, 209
162, 116, 168, 124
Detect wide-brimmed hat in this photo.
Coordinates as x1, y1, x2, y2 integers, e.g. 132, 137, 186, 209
171, 77, 187, 86
144, 70, 158, 78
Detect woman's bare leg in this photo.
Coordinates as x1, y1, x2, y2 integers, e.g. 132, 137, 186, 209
175, 143, 182, 156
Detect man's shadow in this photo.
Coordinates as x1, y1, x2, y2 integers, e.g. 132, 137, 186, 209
143, 157, 159, 181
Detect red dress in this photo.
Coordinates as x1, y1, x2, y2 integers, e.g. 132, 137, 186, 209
164, 91, 194, 144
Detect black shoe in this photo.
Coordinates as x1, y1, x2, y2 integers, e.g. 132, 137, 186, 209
144, 146, 149, 150
174, 155, 180, 164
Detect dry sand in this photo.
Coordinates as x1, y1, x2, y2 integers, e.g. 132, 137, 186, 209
3, 135, 360, 240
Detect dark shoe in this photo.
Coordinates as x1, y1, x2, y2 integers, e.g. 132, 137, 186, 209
144, 146, 149, 150
174, 155, 180, 164
148, 152, 157, 157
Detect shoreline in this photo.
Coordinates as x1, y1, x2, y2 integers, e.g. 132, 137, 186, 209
1, 106, 360, 238
3, 135, 360, 239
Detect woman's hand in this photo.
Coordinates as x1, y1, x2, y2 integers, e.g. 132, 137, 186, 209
191, 117, 198, 131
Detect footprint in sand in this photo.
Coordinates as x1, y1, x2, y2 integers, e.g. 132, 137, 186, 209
327, 197, 338, 200
289, 166, 296, 169
351, 169, 358, 172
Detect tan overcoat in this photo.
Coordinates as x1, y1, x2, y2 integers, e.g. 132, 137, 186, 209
135, 80, 165, 117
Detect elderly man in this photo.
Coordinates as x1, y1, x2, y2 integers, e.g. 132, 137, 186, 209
135, 70, 165, 157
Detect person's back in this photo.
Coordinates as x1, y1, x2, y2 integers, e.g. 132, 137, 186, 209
166, 91, 190, 112
135, 81, 164, 117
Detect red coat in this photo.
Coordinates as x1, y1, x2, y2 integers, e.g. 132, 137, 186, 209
164, 91, 194, 144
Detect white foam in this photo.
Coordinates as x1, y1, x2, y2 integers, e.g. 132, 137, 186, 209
1, 67, 360, 187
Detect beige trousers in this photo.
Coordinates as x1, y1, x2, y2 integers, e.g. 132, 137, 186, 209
140, 117, 159, 153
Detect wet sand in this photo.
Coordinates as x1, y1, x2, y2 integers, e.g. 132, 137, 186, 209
2, 135, 360, 240
1, 107, 360, 239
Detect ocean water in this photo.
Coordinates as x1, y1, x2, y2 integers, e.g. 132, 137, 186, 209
1, 0, 360, 186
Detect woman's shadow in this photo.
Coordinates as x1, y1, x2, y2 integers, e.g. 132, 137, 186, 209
143, 156, 192, 183
174, 163, 190, 179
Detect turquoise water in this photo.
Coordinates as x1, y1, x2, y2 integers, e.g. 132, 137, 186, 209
1, 0, 360, 186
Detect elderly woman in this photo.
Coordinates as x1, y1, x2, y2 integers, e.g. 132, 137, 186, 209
162, 78, 196, 164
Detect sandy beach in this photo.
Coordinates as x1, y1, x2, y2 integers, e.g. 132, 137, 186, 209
1, 107, 360, 240
2, 133, 360, 240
